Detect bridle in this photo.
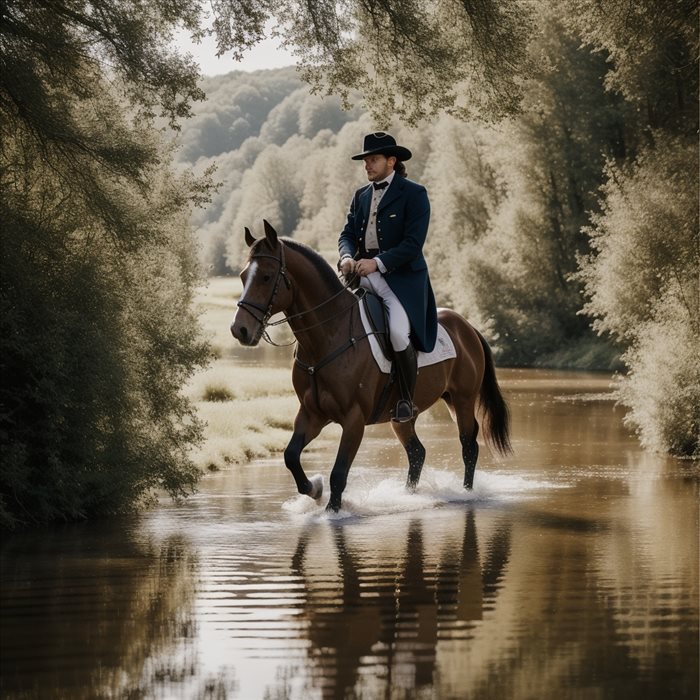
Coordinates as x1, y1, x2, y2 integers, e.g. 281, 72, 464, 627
236, 240, 358, 346
236, 240, 391, 419
236, 243, 292, 343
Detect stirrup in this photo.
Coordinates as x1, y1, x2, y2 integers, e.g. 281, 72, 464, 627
392, 399, 416, 423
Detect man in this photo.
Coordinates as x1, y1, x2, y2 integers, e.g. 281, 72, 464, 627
338, 132, 438, 422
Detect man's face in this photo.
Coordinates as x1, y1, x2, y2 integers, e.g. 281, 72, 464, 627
363, 154, 395, 182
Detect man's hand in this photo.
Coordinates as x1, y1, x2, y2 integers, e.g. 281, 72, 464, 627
339, 257, 356, 278
356, 259, 378, 277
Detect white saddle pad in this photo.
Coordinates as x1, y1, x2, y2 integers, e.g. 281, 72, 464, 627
358, 303, 457, 374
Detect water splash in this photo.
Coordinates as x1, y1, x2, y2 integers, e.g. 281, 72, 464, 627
282, 466, 562, 519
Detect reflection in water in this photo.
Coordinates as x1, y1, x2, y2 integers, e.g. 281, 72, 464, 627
0, 370, 697, 699
289, 511, 493, 699
0, 523, 236, 700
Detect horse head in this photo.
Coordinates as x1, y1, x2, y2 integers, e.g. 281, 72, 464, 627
230, 220, 292, 346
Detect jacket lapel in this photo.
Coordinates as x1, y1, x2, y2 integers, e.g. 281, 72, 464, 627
378, 176, 404, 212
359, 184, 373, 226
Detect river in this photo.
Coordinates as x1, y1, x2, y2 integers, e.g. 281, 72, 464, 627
1, 369, 698, 699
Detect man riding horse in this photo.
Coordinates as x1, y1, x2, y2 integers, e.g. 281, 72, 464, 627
338, 132, 438, 423
232, 134, 511, 511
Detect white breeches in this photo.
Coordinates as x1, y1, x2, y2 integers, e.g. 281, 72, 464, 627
360, 272, 411, 351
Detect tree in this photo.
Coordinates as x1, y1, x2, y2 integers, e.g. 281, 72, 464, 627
421, 116, 502, 324
565, 1, 699, 456
227, 138, 313, 267
0, 1, 213, 528
578, 134, 699, 456
206, 0, 533, 125
458, 11, 633, 366
563, 0, 698, 133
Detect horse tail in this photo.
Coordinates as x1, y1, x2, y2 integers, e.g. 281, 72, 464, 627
476, 330, 512, 456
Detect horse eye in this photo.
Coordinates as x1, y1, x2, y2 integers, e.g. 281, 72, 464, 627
262, 274, 271, 283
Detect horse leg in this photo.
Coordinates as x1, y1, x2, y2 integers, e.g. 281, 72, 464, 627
448, 396, 480, 490
391, 421, 426, 492
284, 408, 327, 499
460, 422, 479, 490
326, 411, 365, 513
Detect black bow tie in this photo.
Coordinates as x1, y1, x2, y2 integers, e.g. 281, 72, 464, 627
373, 181, 389, 190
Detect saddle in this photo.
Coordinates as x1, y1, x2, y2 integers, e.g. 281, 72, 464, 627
356, 288, 393, 361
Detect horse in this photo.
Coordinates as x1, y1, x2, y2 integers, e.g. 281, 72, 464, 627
230, 220, 512, 512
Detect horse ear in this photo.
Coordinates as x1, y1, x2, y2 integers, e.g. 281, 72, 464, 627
263, 219, 278, 247
244, 227, 256, 248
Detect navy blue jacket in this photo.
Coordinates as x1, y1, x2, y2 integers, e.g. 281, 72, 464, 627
338, 176, 438, 353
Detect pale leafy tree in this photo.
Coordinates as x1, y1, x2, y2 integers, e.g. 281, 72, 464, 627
228, 138, 313, 267
421, 116, 502, 325
294, 119, 376, 255
579, 135, 699, 455
565, 0, 699, 456
562, 0, 698, 131
209, 0, 532, 124
461, 11, 634, 366
294, 130, 347, 251
259, 88, 310, 145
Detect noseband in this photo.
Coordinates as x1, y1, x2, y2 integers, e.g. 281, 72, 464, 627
236, 240, 360, 346
236, 243, 292, 339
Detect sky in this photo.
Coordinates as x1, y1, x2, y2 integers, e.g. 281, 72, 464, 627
173, 26, 296, 75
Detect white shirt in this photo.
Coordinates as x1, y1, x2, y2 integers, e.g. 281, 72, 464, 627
366, 171, 394, 273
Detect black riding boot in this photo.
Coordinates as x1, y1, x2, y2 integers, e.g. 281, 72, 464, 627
392, 345, 417, 423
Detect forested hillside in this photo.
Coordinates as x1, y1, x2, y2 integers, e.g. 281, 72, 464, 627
179, 3, 698, 457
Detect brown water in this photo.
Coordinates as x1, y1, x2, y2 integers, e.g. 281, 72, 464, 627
1, 369, 698, 699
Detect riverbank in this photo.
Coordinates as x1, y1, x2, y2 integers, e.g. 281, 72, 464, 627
186, 277, 300, 471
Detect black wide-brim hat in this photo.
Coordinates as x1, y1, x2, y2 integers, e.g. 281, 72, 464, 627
351, 132, 412, 161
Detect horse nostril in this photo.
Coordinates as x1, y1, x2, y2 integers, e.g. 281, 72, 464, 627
231, 322, 248, 341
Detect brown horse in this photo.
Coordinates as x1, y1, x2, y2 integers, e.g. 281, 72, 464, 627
231, 221, 511, 512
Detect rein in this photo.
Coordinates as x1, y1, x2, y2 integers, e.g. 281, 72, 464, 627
266, 279, 359, 335
236, 240, 392, 419
237, 241, 360, 346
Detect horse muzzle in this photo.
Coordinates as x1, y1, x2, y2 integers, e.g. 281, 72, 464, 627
230, 312, 262, 347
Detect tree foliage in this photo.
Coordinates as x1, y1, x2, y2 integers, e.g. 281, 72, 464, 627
465, 13, 635, 365
578, 134, 699, 455
566, 1, 699, 456
563, 0, 698, 132
0, 2, 212, 528
206, 0, 533, 125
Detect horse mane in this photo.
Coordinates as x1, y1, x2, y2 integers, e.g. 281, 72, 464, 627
281, 238, 344, 293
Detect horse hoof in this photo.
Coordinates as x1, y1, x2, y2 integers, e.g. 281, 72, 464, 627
406, 480, 418, 494
308, 474, 323, 500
